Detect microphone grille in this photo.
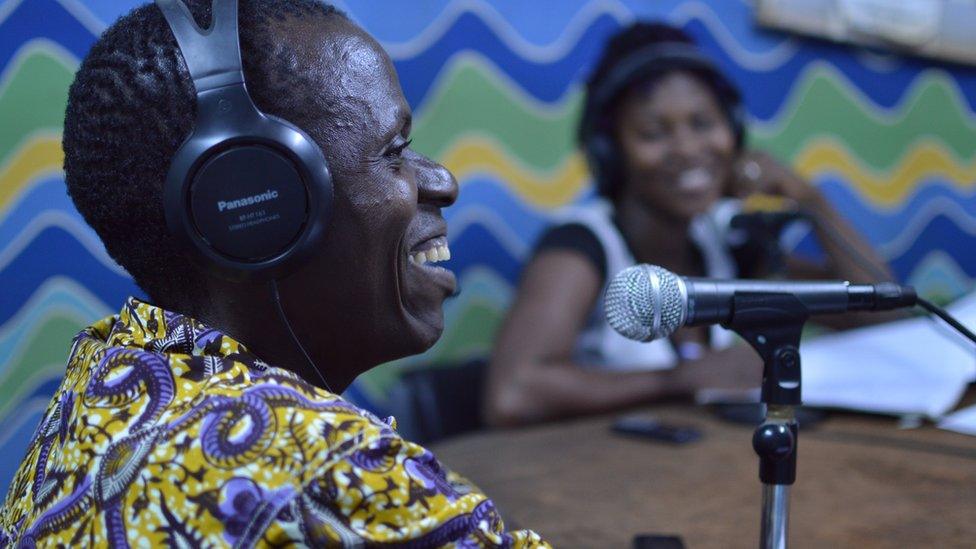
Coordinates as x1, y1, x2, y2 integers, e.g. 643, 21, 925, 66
605, 264, 686, 342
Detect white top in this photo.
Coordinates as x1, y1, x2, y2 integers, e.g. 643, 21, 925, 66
558, 199, 740, 371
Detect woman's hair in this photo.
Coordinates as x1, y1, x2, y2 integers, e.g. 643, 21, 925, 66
578, 22, 742, 200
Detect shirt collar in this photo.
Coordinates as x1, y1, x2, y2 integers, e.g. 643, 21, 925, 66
100, 297, 268, 369
80, 297, 395, 427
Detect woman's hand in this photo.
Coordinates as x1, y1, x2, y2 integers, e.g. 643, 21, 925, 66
731, 150, 823, 208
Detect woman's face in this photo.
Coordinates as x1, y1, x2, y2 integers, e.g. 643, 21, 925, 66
613, 70, 736, 222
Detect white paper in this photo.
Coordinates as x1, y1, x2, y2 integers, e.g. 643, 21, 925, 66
800, 292, 976, 418
840, 0, 941, 45
938, 404, 976, 436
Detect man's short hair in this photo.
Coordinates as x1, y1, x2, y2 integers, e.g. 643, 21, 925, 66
63, 0, 344, 311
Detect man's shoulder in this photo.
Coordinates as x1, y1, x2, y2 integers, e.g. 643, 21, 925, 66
172, 364, 401, 471
0, 343, 404, 547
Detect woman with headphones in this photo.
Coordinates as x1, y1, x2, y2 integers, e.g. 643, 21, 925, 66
483, 22, 893, 427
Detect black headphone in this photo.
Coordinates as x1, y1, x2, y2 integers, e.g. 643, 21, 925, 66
156, 0, 333, 281
579, 42, 745, 199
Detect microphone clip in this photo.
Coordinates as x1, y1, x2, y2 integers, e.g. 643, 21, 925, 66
724, 291, 808, 408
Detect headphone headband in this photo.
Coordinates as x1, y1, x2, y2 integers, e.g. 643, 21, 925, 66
582, 41, 740, 141
155, 0, 244, 91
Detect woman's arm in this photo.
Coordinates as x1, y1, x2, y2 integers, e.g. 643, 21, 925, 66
483, 249, 762, 427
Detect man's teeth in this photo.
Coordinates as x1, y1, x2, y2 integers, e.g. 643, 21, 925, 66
410, 244, 451, 266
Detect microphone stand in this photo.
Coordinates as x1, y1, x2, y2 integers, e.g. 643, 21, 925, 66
725, 292, 809, 549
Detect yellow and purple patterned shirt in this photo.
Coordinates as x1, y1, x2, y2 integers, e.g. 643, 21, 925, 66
0, 298, 548, 547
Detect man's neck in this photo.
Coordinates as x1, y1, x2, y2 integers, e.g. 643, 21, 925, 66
191, 281, 353, 393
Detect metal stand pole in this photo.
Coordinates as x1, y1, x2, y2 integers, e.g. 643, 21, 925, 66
761, 484, 790, 549
727, 293, 808, 549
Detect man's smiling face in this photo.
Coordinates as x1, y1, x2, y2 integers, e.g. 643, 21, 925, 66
272, 15, 459, 387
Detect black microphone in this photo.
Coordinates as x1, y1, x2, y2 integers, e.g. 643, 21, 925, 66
604, 264, 917, 342
724, 210, 807, 275
725, 210, 805, 247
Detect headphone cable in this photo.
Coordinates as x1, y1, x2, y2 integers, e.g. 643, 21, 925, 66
269, 279, 335, 394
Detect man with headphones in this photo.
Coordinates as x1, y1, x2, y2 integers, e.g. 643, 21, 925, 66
0, 1, 548, 546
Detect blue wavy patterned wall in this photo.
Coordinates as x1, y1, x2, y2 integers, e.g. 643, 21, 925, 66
2, 0, 975, 495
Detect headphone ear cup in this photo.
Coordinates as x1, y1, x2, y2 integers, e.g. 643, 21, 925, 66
729, 103, 746, 149
163, 87, 334, 281
586, 132, 617, 198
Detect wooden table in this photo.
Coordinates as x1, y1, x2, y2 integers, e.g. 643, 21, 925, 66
432, 407, 976, 548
